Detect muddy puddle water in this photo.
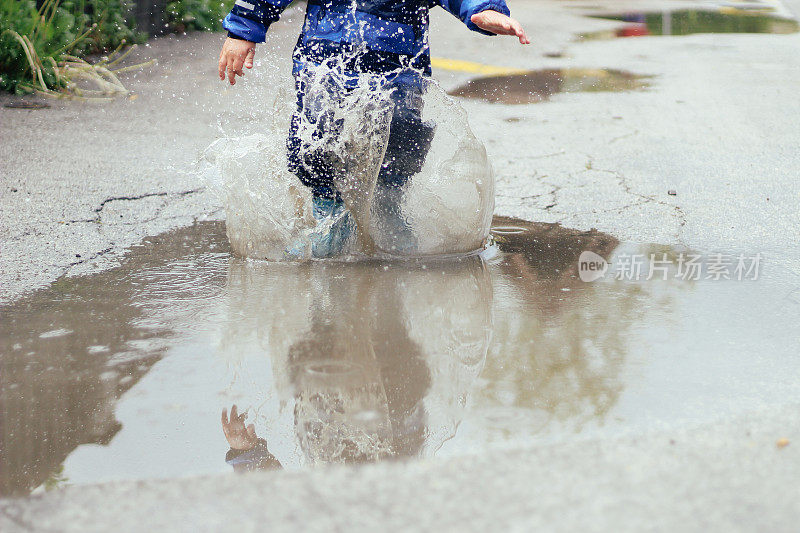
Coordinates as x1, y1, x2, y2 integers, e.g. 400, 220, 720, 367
448, 69, 651, 105
2, 217, 800, 496
581, 9, 799, 39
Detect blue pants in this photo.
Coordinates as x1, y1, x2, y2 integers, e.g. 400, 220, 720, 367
286, 74, 436, 200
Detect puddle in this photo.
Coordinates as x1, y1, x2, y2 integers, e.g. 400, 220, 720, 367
2, 217, 800, 496
448, 69, 651, 104
581, 10, 799, 39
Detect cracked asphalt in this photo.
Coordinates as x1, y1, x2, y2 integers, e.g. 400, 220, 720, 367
2, 0, 800, 530
3, 0, 800, 303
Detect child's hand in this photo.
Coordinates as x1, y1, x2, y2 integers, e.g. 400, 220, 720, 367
221, 404, 258, 450
218, 37, 256, 85
471, 11, 530, 44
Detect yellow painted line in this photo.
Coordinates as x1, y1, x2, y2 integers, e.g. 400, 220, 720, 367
718, 6, 769, 14
430, 57, 527, 76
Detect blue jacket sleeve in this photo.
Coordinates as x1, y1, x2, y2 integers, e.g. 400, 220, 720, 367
225, 439, 282, 472
439, 0, 511, 35
222, 0, 296, 43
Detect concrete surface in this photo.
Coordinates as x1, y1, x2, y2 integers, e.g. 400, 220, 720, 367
1, 404, 799, 532
3, 0, 800, 304
2, 0, 800, 530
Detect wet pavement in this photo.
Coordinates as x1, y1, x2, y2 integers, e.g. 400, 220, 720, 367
3, 0, 800, 529
3, 217, 799, 497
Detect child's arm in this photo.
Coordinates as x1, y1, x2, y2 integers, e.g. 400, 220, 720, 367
440, 0, 529, 44
221, 405, 282, 472
218, 0, 295, 85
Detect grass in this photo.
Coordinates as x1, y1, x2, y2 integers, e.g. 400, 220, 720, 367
2, 2, 153, 99
1, 0, 233, 97
1, 0, 152, 98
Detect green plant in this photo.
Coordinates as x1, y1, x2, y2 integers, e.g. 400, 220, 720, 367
1, 0, 233, 94
82, 0, 145, 53
1, 0, 78, 92
43, 464, 70, 491
1, 0, 153, 97
166, 0, 234, 32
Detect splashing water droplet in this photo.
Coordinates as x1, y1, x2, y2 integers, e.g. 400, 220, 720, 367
203, 26, 493, 260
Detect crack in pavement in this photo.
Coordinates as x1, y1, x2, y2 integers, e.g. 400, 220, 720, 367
67, 188, 204, 224
565, 165, 689, 245
608, 129, 640, 145
528, 150, 567, 160
600, 167, 688, 236
59, 188, 206, 277
537, 150, 688, 236
545, 198, 651, 217
540, 179, 562, 211
63, 246, 115, 273
501, 165, 687, 244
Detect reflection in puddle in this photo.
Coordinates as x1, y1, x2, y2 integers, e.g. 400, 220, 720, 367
2, 217, 799, 495
582, 10, 799, 39
448, 69, 651, 105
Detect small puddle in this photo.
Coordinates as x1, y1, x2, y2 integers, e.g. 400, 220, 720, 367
448, 68, 651, 104
2, 218, 799, 496
581, 9, 799, 39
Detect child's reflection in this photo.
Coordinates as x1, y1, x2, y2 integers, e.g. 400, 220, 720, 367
217, 256, 492, 472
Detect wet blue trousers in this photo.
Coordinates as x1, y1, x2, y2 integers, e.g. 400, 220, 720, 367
286, 74, 436, 200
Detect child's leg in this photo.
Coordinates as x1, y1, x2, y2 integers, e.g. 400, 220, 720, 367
378, 83, 435, 190
372, 82, 435, 253
287, 75, 434, 198
286, 77, 341, 201
284, 75, 356, 257
284, 72, 434, 256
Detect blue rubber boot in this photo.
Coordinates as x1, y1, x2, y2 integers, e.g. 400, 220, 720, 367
285, 196, 354, 259
310, 196, 354, 258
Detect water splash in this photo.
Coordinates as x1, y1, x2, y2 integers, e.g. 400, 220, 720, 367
204, 53, 494, 259
401, 89, 494, 256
